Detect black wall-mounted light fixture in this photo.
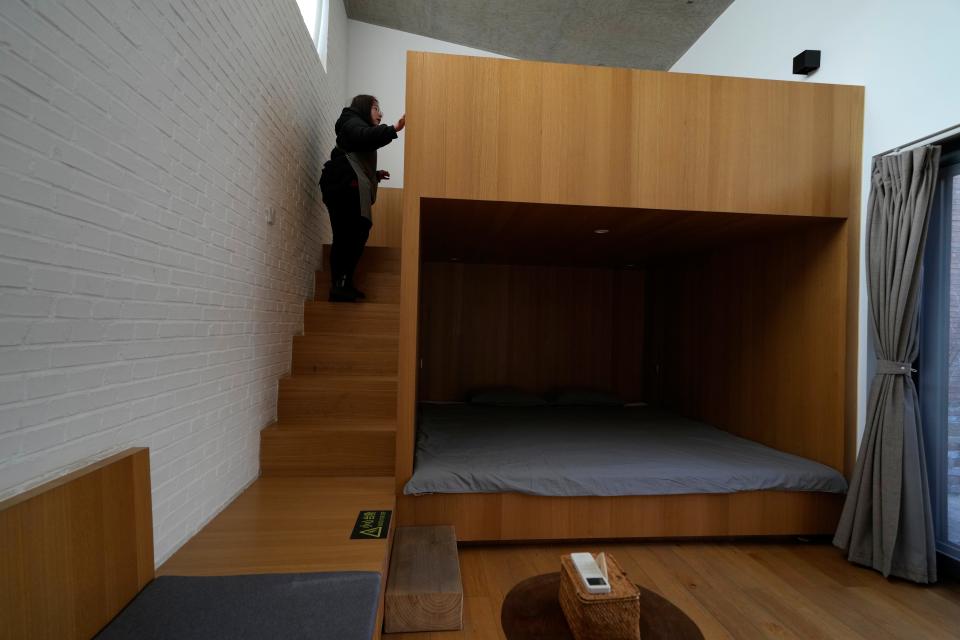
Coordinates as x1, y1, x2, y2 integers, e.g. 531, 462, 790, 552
793, 50, 821, 75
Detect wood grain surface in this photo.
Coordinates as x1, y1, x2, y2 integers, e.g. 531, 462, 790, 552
385, 525, 463, 633
387, 541, 960, 640
397, 491, 843, 541
645, 220, 848, 470
418, 261, 645, 401
0, 448, 153, 640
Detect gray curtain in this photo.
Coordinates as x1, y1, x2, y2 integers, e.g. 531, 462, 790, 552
834, 146, 941, 583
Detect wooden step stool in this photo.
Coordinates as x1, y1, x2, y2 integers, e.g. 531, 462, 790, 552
384, 525, 463, 633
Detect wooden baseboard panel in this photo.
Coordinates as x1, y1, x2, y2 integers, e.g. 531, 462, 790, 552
397, 491, 843, 541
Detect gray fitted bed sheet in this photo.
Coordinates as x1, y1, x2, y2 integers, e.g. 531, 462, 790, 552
403, 404, 847, 496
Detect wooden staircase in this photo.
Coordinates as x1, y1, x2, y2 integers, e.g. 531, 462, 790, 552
260, 245, 401, 477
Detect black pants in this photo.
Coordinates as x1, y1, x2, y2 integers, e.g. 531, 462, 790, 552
323, 188, 371, 284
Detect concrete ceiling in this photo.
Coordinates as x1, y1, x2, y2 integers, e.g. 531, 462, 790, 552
344, 0, 733, 71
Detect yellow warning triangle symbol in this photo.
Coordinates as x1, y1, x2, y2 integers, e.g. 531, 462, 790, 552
360, 527, 382, 537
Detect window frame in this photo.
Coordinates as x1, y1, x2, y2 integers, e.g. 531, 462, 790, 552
919, 144, 960, 563
295, 0, 330, 71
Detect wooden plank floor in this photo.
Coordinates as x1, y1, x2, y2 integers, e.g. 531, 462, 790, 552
158, 477, 395, 576
385, 541, 960, 640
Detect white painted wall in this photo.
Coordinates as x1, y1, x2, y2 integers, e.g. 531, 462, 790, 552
672, 0, 960, 446
0, 0, 348, 564
345, 20, 509, 187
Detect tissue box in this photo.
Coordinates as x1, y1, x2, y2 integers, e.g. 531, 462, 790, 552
559, 553, 641, 640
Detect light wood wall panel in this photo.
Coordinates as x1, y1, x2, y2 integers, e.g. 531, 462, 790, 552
418, 263, 644, 401
403, 53, 864, 217
367, 186, 403, 248
645, 221, 848, 470
0, 449, 153, 640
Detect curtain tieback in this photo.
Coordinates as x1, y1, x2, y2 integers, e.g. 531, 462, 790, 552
876, 359, 916, 375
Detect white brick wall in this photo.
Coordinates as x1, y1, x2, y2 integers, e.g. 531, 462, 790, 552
0, 0, 347, 563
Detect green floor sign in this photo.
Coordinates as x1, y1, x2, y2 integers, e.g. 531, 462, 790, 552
350, 510, 392, 539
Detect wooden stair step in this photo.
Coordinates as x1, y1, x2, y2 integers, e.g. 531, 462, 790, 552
278, 374, 397, 420
304, 301, 399, 335
273, 416, 397, 430
322, 244, 401, 275
315, 271, 399, 303
260, 423, 395, 477
292, 333, 398, 376
157, 475, 396, 576
385, 526, 463, 633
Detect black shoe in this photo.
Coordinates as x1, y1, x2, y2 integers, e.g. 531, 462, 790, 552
346, 277, 366, 300
347, 283, 367, 300
328, 276, 358, 302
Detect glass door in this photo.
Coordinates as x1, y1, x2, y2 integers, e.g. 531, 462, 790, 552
920, 154, 960, 562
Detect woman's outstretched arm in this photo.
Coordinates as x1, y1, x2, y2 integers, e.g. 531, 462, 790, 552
338, 118, 397, 152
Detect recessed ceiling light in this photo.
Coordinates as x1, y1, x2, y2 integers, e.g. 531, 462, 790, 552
593, 228, 610, 234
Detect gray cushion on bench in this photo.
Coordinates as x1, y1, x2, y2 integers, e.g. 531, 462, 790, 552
96, 572, 381, 640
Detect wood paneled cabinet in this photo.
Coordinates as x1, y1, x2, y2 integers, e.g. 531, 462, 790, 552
395, 53, 864, 540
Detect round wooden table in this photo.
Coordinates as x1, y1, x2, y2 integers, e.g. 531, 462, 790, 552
501, 573, 704, 640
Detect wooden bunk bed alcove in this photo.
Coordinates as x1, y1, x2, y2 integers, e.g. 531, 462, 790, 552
397, 52, 864, 541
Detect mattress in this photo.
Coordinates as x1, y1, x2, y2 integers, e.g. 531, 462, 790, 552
95, 572, 381, 640
403, 404, 847, 496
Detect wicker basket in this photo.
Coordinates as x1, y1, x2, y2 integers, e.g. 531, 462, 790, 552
559, 553, 641, 640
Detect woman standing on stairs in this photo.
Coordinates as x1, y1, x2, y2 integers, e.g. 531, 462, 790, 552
319, 95, 404, 302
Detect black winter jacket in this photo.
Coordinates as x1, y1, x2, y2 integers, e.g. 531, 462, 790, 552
335, 106, 397, 152
319, 107, 397, 194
